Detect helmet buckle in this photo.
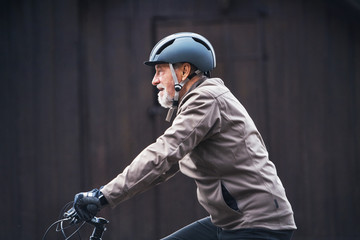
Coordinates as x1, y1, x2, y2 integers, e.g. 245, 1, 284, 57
174, 84, 182, 92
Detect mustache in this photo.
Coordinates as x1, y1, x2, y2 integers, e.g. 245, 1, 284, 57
157, 84, 165, 91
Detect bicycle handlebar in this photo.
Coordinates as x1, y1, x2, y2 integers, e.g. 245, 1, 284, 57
43, 205, 110, 240
64, 207, 109, 240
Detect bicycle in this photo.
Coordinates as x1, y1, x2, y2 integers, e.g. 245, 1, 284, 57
43, 202, 109, 240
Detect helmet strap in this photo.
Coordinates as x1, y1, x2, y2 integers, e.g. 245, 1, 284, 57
169, 63, 181, 107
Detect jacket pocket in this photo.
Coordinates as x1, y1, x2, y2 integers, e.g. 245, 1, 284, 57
221, 182, 240, 211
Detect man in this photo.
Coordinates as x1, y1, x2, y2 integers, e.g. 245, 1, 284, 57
73, 32, 296, 240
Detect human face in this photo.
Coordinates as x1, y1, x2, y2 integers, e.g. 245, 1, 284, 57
152, 64, 176, 108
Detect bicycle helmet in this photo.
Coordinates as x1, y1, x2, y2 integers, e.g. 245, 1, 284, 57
144, 32, 216, 75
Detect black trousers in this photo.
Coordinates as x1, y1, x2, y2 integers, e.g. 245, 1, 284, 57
161, 217, 294, 240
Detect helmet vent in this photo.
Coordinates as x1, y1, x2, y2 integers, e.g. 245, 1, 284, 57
156, 39, 175, 55
192, 37, 211, 50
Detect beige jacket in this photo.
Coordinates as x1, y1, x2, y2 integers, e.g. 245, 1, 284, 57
102, 77, 296, 230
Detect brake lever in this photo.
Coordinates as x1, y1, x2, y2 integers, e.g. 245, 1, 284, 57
64, 207, 81, 224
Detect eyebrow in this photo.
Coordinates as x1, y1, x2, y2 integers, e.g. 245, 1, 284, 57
155, 65, 164, 71
155, 65, 162, 69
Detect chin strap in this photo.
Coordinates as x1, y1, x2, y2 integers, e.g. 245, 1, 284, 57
165, 63, 201, 122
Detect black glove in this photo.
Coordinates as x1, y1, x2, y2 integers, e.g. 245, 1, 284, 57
73, 188, 103, 221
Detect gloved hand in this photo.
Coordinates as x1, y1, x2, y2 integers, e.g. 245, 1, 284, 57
73, 188, 102, 221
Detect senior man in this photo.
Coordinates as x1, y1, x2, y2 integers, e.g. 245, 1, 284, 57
72, 32, 296, 240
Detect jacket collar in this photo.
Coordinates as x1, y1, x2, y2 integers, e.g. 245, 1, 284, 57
185, 76, 208, 97
177, 76, 208, 108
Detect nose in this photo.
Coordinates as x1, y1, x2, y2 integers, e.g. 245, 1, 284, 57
152, 74, 160, 86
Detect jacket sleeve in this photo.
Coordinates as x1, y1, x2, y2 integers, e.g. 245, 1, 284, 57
101, 92, 221, 208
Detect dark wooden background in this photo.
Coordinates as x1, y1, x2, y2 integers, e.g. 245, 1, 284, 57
1, 0, 360, 239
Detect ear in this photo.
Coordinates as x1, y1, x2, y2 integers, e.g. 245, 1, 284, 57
182, 63, 192, 80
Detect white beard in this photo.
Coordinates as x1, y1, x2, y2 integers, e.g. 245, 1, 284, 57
157, 84, 173, 108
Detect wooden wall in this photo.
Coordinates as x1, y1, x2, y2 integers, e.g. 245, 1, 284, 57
1, 0, 359, 239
